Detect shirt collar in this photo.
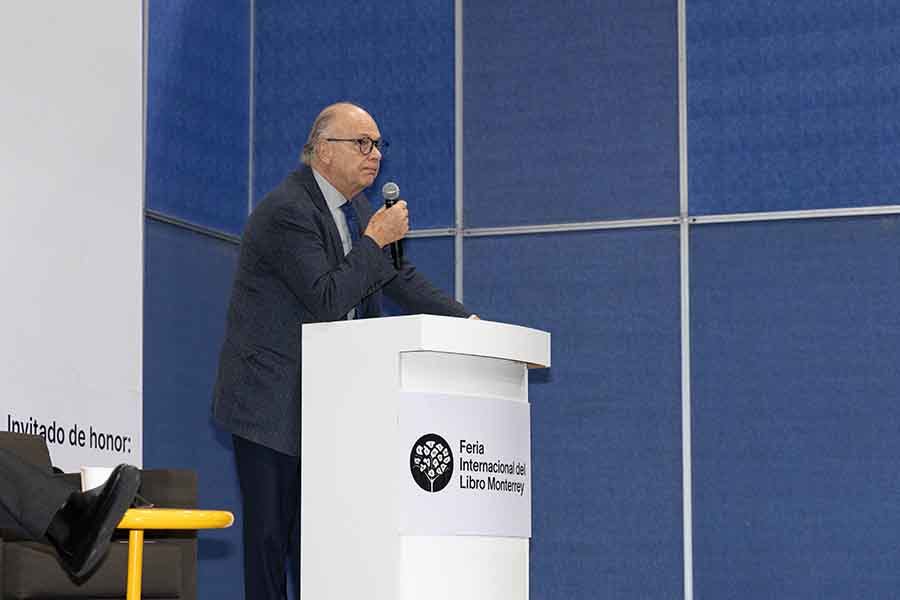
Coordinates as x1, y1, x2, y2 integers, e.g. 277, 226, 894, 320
312, 168, 349, 211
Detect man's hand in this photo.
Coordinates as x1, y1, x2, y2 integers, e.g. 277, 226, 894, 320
364, 200, 408, 248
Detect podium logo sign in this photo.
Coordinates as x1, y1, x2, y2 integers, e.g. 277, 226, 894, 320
400, 392, 531, 538
410, 433, 454, 492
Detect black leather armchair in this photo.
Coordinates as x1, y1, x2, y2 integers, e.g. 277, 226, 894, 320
0, 432, 198, 599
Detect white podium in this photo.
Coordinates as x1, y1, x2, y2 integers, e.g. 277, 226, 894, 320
301, 315, 550, 600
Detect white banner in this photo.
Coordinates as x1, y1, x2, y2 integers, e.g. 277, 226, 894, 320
399, 392, 531, 538
0, 2, 144, 471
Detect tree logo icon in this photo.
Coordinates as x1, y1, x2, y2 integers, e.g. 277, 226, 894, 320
410, 433, 454, 493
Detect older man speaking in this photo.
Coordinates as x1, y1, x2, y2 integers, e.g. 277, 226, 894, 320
212, 102, 473, 599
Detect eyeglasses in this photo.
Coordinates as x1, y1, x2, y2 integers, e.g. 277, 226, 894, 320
324, 136, 389, 156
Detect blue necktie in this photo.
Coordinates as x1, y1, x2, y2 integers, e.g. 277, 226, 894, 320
339, 201, 364, 319
339, 201, 361, 245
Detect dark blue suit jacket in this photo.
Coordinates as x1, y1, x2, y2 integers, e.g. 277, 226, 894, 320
212, 166, 469, 455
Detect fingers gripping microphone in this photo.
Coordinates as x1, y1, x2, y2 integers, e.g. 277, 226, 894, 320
381, 181, 403, 270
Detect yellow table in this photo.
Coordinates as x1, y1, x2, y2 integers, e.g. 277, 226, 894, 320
117, 508, 234, 600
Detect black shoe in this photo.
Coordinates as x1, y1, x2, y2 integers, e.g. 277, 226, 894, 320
45, 464, 141, 580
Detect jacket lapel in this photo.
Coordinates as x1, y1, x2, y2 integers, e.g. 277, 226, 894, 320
295, 168, 343, 264
293, 169, 382, 318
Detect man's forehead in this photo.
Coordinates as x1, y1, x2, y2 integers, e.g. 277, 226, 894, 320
332, 108, 380, 135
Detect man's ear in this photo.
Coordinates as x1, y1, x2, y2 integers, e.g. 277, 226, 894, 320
316, 139, 332, 165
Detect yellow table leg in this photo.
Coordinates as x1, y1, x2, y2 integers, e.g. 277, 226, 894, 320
126, 529, 144, 600
117, 509, 233, 598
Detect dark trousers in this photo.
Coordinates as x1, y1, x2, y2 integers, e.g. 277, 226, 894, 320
232, 435, 301, 600
0, 447, 71, 539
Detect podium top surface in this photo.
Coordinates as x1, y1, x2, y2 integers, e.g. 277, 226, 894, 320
303, 315, 550, 368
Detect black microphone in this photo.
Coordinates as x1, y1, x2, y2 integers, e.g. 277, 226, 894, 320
381, 181, 404, 270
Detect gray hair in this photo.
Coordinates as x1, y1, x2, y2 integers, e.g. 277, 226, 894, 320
300, 102, 365, 165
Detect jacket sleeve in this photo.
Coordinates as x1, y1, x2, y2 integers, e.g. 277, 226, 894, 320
355, 196, 471, 318
265, 203, 398, 321
382, 257, 471, 318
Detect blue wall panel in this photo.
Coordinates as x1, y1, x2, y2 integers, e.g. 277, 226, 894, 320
463, 1, 679, 227
691, 216, 900, 597
147, 1, 250, 235
382, 236, 457, 316
465, 227, 682, 598
688, 1, 900, 215
254, 0, 455, 228
144, 219, 243, 599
